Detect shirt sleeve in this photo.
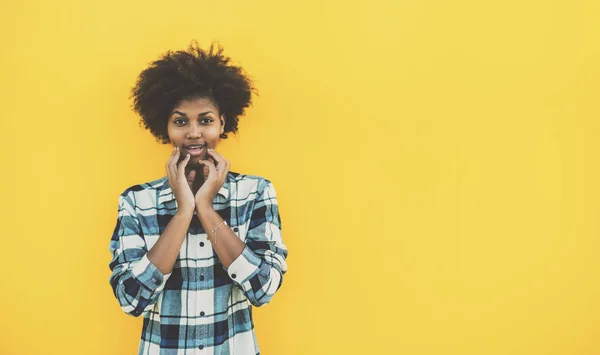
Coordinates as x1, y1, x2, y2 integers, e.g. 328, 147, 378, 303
226, 180, 289, 307
108, 190, 172, 317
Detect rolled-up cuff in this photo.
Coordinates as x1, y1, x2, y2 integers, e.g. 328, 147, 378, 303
226, 245, 262, 284
131, 254, 172, 292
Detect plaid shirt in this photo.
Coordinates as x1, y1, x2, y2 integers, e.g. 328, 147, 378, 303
108, 172, 288, 355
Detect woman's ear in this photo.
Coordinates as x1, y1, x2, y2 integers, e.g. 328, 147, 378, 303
220, 114, 226, 133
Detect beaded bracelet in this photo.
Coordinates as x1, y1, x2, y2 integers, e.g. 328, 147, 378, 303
207, 220, 227, 244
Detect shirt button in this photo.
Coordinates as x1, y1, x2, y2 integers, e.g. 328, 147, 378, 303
199, 242, 205, 247
200, 311, 205, 316
199, 345, 204, 350
231, 274, 237, 279
233, 227, 239, 232
199, 274, 205, 281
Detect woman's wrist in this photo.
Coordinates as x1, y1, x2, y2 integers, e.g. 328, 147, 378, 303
195, 200, 214, 213
175, 206, 195, 219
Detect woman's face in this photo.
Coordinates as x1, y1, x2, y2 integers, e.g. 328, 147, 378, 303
167, 97, 225, 167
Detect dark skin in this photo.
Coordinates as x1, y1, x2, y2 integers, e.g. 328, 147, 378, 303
146, 97, 245, 275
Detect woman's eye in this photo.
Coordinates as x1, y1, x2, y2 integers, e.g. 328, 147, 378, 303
201, 118, 213, 124
174, 119, 186, 125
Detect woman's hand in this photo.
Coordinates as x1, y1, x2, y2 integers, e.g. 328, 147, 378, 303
166, 147, 195, 214
195, 148, 231, 210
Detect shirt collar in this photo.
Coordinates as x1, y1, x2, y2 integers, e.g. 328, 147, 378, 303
157, 173, 231, 205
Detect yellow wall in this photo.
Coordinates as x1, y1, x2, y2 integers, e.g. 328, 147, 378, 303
1, 0, 599, 354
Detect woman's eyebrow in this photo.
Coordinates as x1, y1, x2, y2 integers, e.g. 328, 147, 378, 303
171, 110, 214, 117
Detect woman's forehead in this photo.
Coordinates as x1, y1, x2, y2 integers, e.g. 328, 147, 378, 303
173, 97, 219, 114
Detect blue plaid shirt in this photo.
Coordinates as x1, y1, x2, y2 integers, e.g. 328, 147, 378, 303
108, 172, 288, 355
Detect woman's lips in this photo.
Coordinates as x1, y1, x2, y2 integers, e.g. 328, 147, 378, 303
184, 145, 206, 157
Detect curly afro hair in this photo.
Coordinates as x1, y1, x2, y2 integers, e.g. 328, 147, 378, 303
131, 41, 256, 144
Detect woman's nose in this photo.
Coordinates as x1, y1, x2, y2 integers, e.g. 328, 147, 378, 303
186, 124, 203, 138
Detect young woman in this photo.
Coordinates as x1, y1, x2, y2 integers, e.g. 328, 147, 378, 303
108, 42, 288, 355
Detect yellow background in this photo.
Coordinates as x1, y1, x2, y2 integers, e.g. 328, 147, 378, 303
1, 0, 599, 354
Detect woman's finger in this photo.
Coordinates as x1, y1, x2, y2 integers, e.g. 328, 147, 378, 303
206, 149, 226, 168
198, 159, 217, 178
206, 149, 230, 175
186, 169, 196, 188
220, 159, 230, 176
166, 147, 179, 179
203, 164, 210, 180
168, 147, 180, 177
177, 153, 191, 178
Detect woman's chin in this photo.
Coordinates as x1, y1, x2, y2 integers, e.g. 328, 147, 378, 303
190, 156, 206, 165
